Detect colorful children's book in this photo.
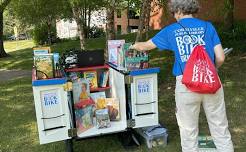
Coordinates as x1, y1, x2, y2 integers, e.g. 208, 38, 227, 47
95, 108, 111, 129
198, 135, 217, 152
90, 92, 106, 101
123, 43, 149, 71
84, 71, 98, 89
72, 78, 94, 134
72, 78, 90, 104
99, 70, 109, 87
34, 54, 54, 79
75, 106, 94, 134
108, 40, 125, 67
33, 47, 51, 55
90, 92, 107, 109
105, 98, 120, 121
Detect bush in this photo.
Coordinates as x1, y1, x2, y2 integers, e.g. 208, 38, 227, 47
214, 21, 246, 42
31, 24, 57, 45
88, 26, 105, 38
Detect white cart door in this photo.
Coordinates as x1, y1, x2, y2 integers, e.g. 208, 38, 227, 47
33, 84, 71, 144
131, 74, 159, 128
109, 68, 127, 131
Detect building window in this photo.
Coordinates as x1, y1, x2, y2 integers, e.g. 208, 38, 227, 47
130, 26, 138, 33
117, 25, 122, 34
117, 10, 121, 18
128, 10, 139, 19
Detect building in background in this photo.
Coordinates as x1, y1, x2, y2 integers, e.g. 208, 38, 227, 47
56, 10, 107, 39
115, 0, 246, 34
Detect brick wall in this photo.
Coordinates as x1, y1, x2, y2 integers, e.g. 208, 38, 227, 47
115, 0, 246, 32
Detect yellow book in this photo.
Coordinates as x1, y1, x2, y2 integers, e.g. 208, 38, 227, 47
84, 71, 98, 89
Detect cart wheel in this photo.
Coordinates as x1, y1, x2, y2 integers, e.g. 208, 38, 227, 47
65, 139, 73, 152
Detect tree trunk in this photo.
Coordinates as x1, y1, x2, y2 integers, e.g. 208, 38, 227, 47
135, 0, 150, 42
0, 10, 8, 58
72, 7, 85, 50
223, 0, 234, 30
87, 7, 91, 38
105, 0, 116, 62
145, 0, 151, 40
47, 19, 52, 45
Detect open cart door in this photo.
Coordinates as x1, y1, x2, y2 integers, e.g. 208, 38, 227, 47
32, 79, 72, 144
109, 68, 127, 130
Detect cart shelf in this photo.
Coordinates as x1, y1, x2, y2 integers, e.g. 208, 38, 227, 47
65, 65, 110, 72
90, 86, 111, 92
77, 121, 126, 139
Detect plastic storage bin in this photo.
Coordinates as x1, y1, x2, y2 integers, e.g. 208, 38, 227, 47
135, 125, 168, 149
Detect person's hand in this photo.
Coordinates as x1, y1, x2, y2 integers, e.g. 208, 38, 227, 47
129, 44, 135, 50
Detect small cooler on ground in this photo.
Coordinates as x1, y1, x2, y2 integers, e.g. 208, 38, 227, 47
135, 125, 168, 149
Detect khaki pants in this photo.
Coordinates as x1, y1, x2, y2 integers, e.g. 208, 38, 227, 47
175, 75, 234, 152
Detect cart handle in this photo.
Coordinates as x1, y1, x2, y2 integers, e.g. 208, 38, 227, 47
41, 114, 65, 119
43, 126, 66, 131
135, 101, 156, 105
135, 112, 156, 116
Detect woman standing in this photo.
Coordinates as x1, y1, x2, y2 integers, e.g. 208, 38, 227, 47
130, 0, 234, 151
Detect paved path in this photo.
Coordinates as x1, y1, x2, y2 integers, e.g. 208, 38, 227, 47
0, 69, 31, 82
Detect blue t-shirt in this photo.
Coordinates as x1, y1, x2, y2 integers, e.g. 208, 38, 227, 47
151, 18, 221, 76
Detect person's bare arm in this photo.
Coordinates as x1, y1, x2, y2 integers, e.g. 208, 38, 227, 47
214, 44, 225, 68
130, 40, 157, 51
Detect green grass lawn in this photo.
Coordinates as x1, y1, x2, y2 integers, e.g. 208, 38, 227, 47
0, 37, 246, 152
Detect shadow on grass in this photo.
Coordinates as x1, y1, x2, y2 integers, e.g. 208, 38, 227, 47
0, 48, 33, 70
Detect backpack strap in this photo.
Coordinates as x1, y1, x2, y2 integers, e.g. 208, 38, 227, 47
177, 21, 208, 45
176, 21, 208, 75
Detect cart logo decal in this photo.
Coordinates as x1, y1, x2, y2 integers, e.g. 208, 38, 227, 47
43, 92, 59, 106
137, 79, 151, 94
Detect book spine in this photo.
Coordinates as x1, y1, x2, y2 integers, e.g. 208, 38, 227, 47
102, 71, 109, 87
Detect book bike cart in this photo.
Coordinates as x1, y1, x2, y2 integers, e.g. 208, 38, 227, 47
32, 48, 160, 152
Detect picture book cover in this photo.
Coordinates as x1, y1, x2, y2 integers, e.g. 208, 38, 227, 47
34, 54, 54, 79
33, 47, 51, 55
106, 98, 120, 121
72, 78, 95, 134
84, 71, 98, 89
123, 43, 149, 71
75, 106, 94, 134
72, 78, 94, 109
198, 135, 217, 152
108, 40, 125, 66
95, 108, 111, 129
99, 71, 109, 87
90, 92, 106, 102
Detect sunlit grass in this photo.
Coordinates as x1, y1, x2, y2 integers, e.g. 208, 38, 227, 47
0, 35, 246, 151
4, 40, 35, 53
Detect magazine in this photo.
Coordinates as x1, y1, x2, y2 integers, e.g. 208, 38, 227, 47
84, 71, 98, 89
105, 98, 120, 121
34, 54, 54, 79
108, 40, 125, 67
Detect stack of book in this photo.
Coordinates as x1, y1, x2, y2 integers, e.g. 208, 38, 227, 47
33, 47, 62, 79
108, 40, 149, 71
